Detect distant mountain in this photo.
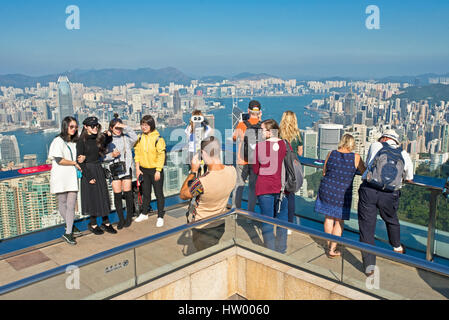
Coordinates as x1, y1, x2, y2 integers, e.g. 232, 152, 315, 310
199, 75, 227, 83
392, 83, 449, 102
0, 67, 193, 88
378, 73, 449, 84
231, 72, 280, 80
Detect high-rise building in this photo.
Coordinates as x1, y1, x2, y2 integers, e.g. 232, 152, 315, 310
318, 124, 344, 159
441, 123, 449, 153
173, 90, 181, 116
344, 92, 356, 116
57, 76, 74, 125
0, 135, 21, 165
301, 129, 318, 176
0, 174, 58, 238
23, 154, 37, 168
345, 124, 367, 210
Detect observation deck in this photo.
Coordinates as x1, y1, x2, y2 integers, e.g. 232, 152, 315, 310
0, 147, 448, 300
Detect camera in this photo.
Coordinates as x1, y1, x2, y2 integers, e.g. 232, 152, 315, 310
240, 113, 250, 121
191, 115, 204, 123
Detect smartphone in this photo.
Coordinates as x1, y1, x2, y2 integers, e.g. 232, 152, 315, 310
138, 174, 144, 183
240, 113, 250, 121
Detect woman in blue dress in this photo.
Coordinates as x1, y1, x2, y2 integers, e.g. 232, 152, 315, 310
315, 134, 366, 258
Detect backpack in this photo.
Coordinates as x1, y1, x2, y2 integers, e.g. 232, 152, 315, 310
239, 120, 262, 163
366, 142, 405, 192
281, 140, 304, 194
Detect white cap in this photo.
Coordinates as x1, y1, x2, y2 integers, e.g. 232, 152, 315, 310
380, 129, 400, 144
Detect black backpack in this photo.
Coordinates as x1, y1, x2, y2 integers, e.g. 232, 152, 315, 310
282, 140, 304, 194
239, 120, 262, 164
366, 142, 405, 192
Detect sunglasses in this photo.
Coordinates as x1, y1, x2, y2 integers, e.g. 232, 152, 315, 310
88, 124, 100, 128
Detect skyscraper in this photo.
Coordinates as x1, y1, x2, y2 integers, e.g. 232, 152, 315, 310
173, 90, 181, 116
57, 76, 74, 125
0, 135, 21, 165
442, 123, 449, 153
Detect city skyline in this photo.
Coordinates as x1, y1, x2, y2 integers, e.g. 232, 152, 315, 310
1, 0, 449, 78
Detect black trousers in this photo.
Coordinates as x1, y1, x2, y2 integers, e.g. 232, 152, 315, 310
141, 167, 165, 218
357, 182, 401, 270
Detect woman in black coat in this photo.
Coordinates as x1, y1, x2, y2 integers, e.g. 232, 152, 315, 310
76, 117, 117, 235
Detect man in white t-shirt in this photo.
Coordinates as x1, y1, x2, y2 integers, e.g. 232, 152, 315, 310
358, 129, 414, 276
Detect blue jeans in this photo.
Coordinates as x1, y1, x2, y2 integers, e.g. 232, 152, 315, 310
257, 194, 289, 254
287, 192, 295, 223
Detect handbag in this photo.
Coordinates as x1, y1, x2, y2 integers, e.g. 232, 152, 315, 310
109, 136, 127, 177
109, 161, 126, 176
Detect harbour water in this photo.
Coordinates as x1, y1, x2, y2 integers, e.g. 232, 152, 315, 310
3, 95, 325, 166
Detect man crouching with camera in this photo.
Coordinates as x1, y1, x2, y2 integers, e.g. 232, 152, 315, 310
180, 136, 237, 251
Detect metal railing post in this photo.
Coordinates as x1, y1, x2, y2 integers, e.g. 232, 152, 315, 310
426, 189, 440, 261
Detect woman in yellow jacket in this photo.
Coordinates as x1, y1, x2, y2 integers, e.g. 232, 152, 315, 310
134, 115, 166, 227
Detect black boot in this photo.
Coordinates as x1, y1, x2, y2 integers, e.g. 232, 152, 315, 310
124, 191, 134, 228
114, 192, 125, 230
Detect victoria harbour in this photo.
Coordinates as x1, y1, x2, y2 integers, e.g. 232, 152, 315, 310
3, 95, 324, 165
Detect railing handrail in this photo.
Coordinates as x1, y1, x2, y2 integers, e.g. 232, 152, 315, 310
298, 156, 447, 191
1, 145, 446, 191
235, 209, 449, 278
2, 207, 449, 297
0, 209, 236, 295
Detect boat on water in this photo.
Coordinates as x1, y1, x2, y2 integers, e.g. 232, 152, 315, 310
43, 128, 59, 134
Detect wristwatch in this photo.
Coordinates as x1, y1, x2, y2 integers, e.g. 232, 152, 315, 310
189, 170, 198, 176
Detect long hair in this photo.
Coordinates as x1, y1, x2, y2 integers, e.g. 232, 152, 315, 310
59, 116, 79, 143
79, 123, 108, 157
279, 111, 301, 144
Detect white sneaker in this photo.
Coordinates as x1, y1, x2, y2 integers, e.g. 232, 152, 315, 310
156, 218, 164, 228
135, 214, 148, 222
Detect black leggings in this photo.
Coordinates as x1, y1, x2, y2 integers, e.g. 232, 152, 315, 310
141, 167, 165, 218
114, 191, 134, 220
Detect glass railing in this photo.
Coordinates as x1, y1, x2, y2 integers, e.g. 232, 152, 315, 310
234, 209, 449, 300
233, 155, 448, 263
0, 211, 235, 299
1, 145, 447, 265
2, 209, 449, 300
0, 146, 190, 242
297, 157, 448, 263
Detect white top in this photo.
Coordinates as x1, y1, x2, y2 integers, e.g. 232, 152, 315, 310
185, 124, 212, 153
362, 140, 414, 182
48, 136, 79, 194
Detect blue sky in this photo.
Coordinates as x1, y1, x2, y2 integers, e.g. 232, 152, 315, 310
0, 0, 448, 78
